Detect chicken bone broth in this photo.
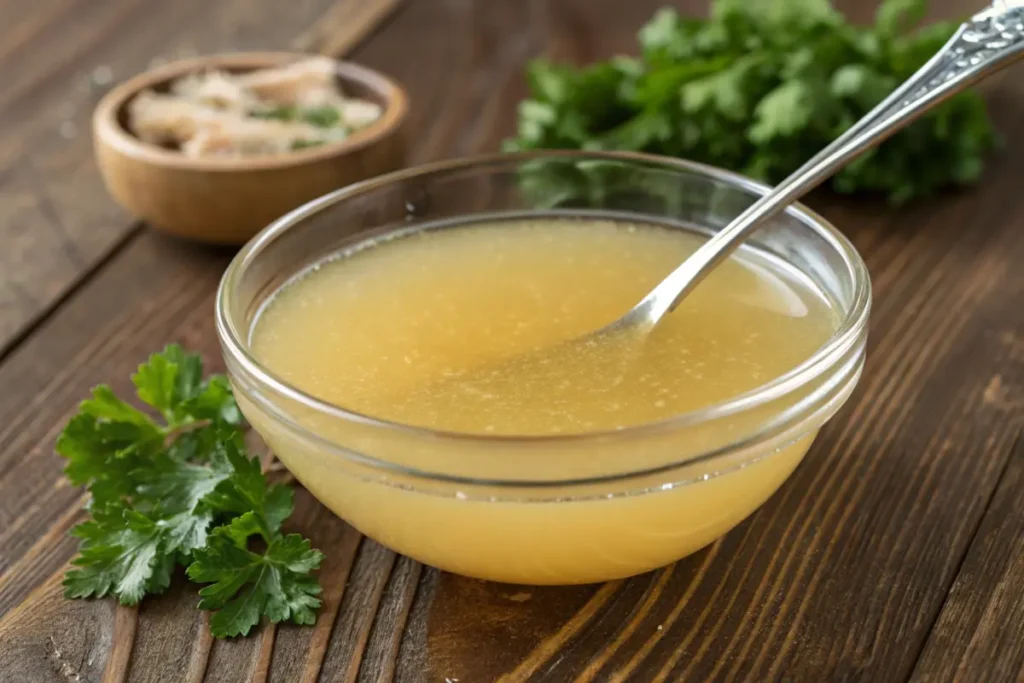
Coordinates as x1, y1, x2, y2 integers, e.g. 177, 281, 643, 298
250, 217, 837, 436
240, 215, 843, 584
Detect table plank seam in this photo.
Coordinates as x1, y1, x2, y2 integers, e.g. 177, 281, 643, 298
294, 0, 409, 57
903, 427, 1023, 683
0, 224, 143, 361
0, 0, 151, 118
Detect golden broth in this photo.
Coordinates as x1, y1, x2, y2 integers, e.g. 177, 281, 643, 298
252, 219, 835, 433
243, 218, 840, 583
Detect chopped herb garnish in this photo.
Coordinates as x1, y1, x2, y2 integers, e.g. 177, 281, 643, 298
300, 105, 342, 128
248, 104, 340, 128
250, 105, 298, 121
290, 139, 325, 150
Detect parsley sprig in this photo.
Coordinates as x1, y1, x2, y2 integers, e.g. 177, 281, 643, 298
57, 345, 324, 638
505, 0, 997, 204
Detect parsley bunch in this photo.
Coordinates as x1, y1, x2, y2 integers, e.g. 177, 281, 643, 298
505, 0, 997, 203
57, 345, 323, 638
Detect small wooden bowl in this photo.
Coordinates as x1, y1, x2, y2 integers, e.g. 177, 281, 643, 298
93, 52, 408, 244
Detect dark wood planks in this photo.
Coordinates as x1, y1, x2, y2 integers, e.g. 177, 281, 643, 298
0, 0, 1022, 681
910, 434, 1024, 683
0, 572, 119, 683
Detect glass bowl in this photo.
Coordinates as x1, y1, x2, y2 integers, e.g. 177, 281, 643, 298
215, 151, 871, 585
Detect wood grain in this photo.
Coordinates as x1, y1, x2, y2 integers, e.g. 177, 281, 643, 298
104, 605, 139, 683
910, 433, 1024, 683
0, 0, 1022, 681
0, 572, 117, 682
292, 0, 405, 57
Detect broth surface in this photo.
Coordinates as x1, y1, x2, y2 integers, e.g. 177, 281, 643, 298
251, 218, 837, 436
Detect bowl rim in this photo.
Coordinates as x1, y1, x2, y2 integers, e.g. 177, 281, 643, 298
92, 51, 408, 172
216, 150, 872, 447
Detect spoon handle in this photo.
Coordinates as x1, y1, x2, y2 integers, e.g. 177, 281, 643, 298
638, 0, 1024, 324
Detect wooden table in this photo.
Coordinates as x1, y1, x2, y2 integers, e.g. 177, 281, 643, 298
0, 0, 1022, 681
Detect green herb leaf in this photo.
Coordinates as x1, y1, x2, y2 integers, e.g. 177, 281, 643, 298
290, 139, 324, 151
250, 105, 297, 121
57, 388, 165, 507
131, 344, 200, 421
187, 515, 324, 637
64, 504, 182, 605
748, 79, 815, 144
875, 0, 927, 38
182, 375, 244, 426
300, 105, 341, 128
132, 430, 234, 518
202, 434, 294, 540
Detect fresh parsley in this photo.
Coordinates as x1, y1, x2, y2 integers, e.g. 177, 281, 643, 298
57, 345, 324, 638
300, 105, 342, 128
291, 138, 325, 151
250, 105, 298, 121
505, 0, 997, 204
188, 515, 323, 637
250, 104, 342, 129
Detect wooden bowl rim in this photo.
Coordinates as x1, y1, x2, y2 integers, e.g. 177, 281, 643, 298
92, 51, 408, 173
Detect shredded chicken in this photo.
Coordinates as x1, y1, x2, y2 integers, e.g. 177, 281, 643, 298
127, 57, 383, 158
170, 70, 255, 112
235, 56, 337, 105
182, 118, 345, 157
340, 99, 383, 128
129, 91, 229, 145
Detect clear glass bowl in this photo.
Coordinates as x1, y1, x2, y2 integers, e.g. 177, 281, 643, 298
216, 151, 871, 585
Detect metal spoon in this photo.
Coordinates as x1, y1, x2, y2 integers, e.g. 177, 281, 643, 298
591, 0, 1024, 337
